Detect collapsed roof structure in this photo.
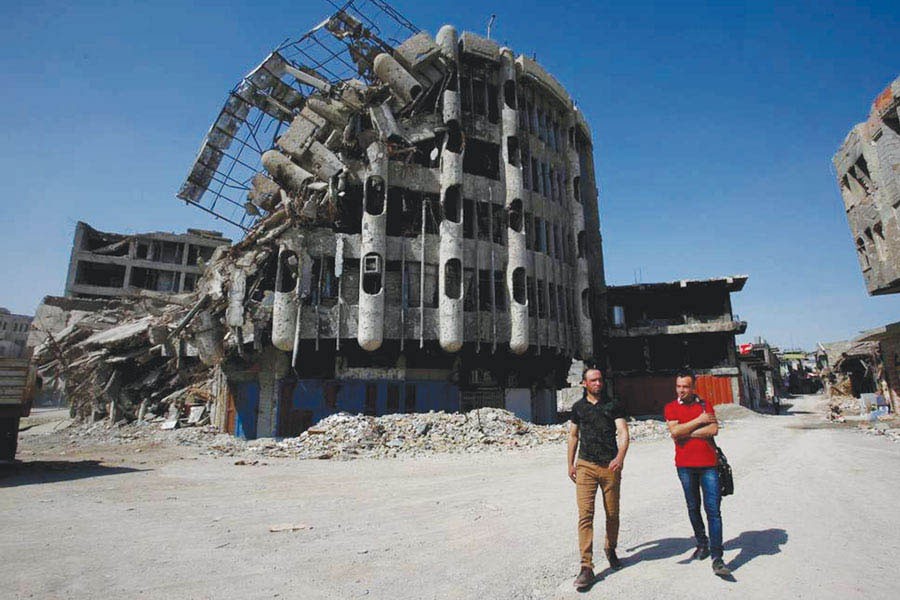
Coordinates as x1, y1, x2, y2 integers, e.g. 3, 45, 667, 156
34, 0, 607, 437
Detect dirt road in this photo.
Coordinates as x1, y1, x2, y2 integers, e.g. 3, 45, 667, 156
2, 394, 898, 599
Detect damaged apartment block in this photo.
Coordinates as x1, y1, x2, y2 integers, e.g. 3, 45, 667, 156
606, 276, 747, 415
158, 2, 607, 437
64, 221, 231, 298
834, 76, 900, 296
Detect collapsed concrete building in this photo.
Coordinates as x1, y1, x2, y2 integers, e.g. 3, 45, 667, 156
737, 340, 782, 411
605, 276, 747, 414
833, 76, 900, 296
65, 221, 231, 299
33, 2, 607, 436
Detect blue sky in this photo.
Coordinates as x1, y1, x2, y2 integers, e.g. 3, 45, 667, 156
0, 0, 896, 349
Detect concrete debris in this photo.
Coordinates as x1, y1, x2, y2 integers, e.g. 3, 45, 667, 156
49, 408, 672, 460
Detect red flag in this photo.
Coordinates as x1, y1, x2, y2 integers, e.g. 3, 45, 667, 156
739, 343, 753, 355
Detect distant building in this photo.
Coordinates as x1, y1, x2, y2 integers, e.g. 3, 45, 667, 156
0, 308, 32, 358
605, 276, 747, 415
737, 341, 782, 410
64, 221, 230, 299
850, 321, 899, 413
833, 76, 900, 296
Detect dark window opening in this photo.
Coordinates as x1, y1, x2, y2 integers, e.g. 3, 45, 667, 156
548, 284, 558, 319
365, 175, 386, 215
74, 261, 126, 288
386, 187, 404, 236
462, 138, 500, 180
581, 289, 591, 319
336, 185, 363, 234
130, 267, 179, 292
577, 231, 586, 258
463, 198, 475, 239
183, 273, 197, 292
531, 158, 540, 194
503, 80, 517, 110
573, 176, 581, 202
478, 270, 506, 310
135, 243, 149, 260
535, 217, 546, 252
522, 148, 531, 190
491, 204, 505, 244
444, 258, 462, 299
463, 268, 477, 311
506, 136, 520, 167
524, 212, 533, 250
308, 257, 338, 306
443, 184, 461, 223
276, 250, 298, 293
537, 279, 547, 318
527, 277, 536, 317
512, 267, 526, 305
883, 109, 900, 135
472, 77, 486, 116
487, 83, 500, 123
362, 252, 383, 295
460, 74, 472, 113
508, 198, 523, 233
403, 263, 438, 308
476, 202, 491, 241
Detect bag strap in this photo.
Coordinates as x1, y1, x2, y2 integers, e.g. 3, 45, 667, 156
697, 397, 720, 451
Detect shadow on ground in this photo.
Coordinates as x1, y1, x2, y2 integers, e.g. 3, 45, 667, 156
0, 460, 147, 487
623, 528, 788, 574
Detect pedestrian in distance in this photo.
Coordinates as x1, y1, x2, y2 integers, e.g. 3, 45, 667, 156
567, 367, 630, 590
664, 369, 731, 577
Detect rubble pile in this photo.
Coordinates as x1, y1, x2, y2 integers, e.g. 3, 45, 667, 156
30, 295, 214, 423
50, 408, 672, 460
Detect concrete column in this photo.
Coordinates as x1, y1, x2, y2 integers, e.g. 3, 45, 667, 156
565, 114, 592, 359
500, 48, 529, 355
437, 25, 464, 353
358, 141, 388, 351
256, 346, 290, 438
272, 244, 299, 352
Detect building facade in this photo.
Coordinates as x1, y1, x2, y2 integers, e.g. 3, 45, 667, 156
0, 308, 32, 358
737, 341, 781, 411
833, 76, 900, 296
64, 221, 230, 299
605, 276, 747, 415
178, 9, 607, 436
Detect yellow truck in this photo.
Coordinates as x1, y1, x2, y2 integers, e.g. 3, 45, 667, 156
0, 358, 34, 460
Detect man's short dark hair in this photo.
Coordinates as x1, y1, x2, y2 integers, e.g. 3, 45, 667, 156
582, 366, 604, 381
675, 369, 696, 382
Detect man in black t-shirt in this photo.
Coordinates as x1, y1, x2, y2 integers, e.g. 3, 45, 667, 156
567, 367, 630, 590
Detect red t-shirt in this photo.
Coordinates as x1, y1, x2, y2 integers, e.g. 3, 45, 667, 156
663, 397, 718, 468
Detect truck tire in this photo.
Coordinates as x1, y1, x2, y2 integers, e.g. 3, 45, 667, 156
0, 417, 19, 460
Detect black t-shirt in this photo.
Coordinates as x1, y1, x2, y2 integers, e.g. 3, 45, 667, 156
571, 396, 626, 465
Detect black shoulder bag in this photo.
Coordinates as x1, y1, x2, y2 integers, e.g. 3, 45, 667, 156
699, 400, 734, 497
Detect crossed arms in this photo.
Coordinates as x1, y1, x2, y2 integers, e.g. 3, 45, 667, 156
666, 410, 718, 442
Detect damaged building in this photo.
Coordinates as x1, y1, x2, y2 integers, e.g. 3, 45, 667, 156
33, 2, 607, 436
833, 76, 900, 296
605, 276, 747, 415
64, 221, 231, 299
0, 308, 33, 358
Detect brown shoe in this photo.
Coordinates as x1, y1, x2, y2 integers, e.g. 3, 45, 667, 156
606, 548, 622, 570
574, 566, 594, 589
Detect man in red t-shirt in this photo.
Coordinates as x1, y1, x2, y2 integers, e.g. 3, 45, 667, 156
663, 370, 731, 577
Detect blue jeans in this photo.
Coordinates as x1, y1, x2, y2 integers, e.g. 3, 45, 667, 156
676, 467, 723, 559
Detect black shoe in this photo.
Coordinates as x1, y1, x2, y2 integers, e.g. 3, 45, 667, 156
712, 558, 732, 576
574, 566, 594, 589
691, 546, 710, 560
606, 548, 623, 570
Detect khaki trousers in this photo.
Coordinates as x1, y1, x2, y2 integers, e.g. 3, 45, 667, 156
576, 459, 621, 569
